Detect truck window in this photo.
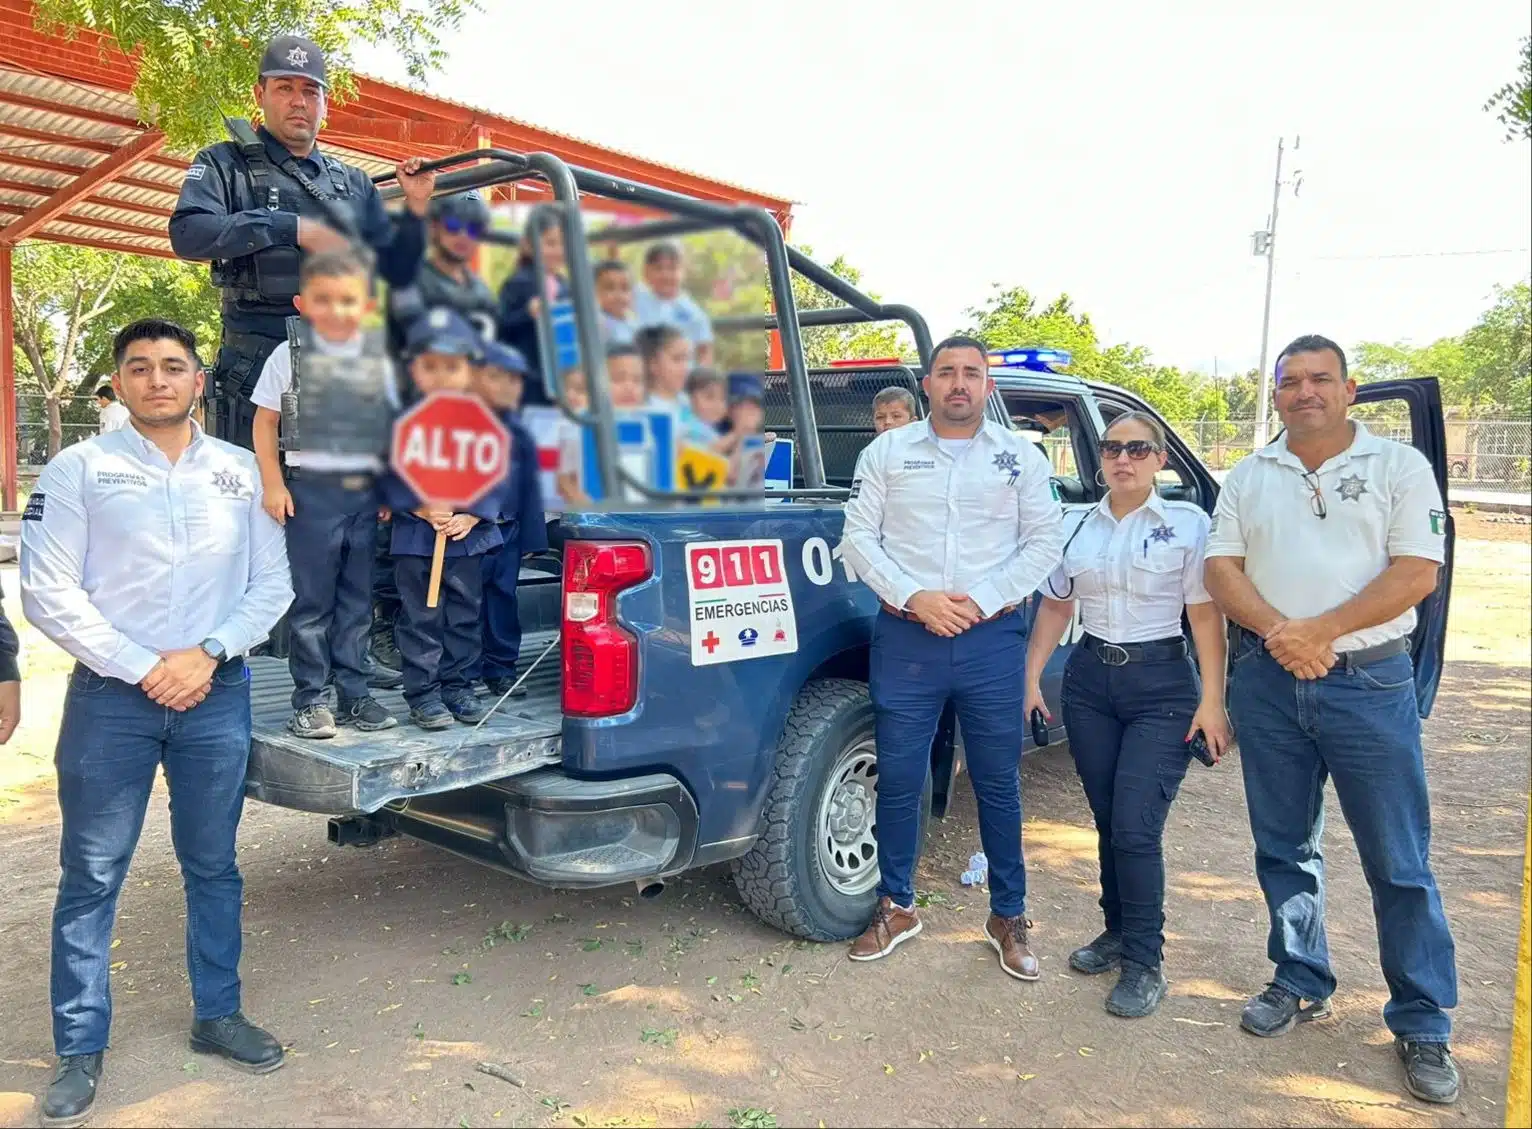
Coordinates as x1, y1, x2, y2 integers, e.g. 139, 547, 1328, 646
763, 364, 925, 488
998, 392, 1094, 504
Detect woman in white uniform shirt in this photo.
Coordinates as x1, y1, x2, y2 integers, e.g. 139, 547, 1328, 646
1023, 411, 1231, 1018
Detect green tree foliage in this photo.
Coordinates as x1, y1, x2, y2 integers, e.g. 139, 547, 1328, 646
12, 245, 221, 457
1484, 36, 1532, 143
788, 245, 910, 370
35, 0, 476, 154
1354, 283, 1530, 417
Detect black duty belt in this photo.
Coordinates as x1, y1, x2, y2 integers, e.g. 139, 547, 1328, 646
1081, 633, 1188, 666
1235, 628, 1411, 672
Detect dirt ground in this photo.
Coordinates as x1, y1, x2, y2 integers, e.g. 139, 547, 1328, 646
0, 511, 1527, 1129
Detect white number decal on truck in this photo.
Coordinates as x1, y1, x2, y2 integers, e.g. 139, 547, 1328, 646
801, 537, 857, 586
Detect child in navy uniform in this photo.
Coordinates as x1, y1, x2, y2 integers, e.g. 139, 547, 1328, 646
250, 248, 398, 738
381, 310, 505, 730
470, 340, 548, 698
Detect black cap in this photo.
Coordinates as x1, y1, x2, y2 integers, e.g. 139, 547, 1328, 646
404, 308, 484, 361
428, 190, 491, 227
260, 35, 328, 89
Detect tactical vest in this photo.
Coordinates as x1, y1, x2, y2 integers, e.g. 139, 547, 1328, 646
388, 260, 498, 350
281, 320, 396, 459
209, 134, 355, 313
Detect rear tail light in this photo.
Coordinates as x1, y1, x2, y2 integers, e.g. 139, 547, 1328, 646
561, 541, 652, 718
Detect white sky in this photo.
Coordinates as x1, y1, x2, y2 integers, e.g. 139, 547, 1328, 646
356, 0, 1532, 375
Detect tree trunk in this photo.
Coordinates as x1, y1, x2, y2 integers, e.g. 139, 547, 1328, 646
45, 395, 63, 459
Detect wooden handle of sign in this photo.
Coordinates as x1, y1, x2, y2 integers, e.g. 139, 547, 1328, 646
426, 530, 447, 608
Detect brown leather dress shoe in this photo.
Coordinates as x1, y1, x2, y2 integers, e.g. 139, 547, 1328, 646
985, 914, 1040, 980
848, 896, 922, 961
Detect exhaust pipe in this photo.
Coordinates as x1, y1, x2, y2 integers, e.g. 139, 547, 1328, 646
634, 878, 666, 899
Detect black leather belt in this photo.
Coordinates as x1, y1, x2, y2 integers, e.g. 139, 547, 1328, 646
1081, 633, 1188, 666
1236, 628, 1411, 671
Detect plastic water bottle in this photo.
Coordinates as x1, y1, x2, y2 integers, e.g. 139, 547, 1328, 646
960, 851, 988, 886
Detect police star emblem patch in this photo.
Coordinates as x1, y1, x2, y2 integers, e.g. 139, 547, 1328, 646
992, 451, 1019, 473
286, 46, 310, 67
211, 469, 245, 496
1149, 523, 1175, 544
1337, 473, 1369, 503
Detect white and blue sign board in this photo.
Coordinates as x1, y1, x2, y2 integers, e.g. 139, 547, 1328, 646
580, 409, 676, 504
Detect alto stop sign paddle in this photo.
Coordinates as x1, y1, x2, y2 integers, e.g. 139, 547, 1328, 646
390, 391, 510, 607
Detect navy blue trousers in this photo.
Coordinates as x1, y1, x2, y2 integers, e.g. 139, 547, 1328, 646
870, 609, 1028, 917
477, 542, 523, 683
394, 554, 484, 709
1060, 640, 1197, 967
285, 472, 377, 710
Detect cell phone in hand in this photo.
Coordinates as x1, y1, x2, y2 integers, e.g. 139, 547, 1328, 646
1188, 731, 1216, 767
1030, 708, 1050, 748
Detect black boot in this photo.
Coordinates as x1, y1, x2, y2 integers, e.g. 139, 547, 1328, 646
188, 1013, 285, 1074
1068, 930, 1122, 975
1105, 959, 1169, 1018
40, 1053, 102, 1128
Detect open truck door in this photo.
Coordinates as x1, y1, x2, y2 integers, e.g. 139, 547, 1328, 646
1351, 376, 1455, 718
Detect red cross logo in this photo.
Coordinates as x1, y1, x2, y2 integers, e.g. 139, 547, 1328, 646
701, 631, 720, 655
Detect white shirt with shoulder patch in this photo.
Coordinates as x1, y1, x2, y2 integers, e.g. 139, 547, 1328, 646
1204, 421, 1446, 653
1047, 493, 1212, 644
838, 418, 1065, 617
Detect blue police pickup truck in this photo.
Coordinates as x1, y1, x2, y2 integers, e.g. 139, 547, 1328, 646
240, 150, 1456, 941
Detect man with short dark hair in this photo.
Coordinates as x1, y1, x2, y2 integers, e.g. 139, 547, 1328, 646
1205, 333, 1461, 1105
170, 34, 435, 450
94, 384, 129, 435
838, 335, 1064, 978
21, 318, 294, 1126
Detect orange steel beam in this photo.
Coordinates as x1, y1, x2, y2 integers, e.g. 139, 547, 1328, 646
0, 242, 15, 510
0, 202, 168, 241
0, 128, 162, 244
0, 88, 141, 129
0, 149, 177, 196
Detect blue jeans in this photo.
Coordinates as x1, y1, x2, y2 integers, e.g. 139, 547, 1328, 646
870, 609, 1027, 917
286, 472, 377, 709
1060, 642, 1197, 967
51, 661, 254, 1056
1229, 641, 1458, 1042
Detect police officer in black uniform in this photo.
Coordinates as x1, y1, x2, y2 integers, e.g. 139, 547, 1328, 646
169, 33, 436, 450
387, 190, 499, 353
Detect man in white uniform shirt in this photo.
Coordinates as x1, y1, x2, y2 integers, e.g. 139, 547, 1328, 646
94, 385, 129, 434
838, 335, 1064, 980
1204, 334, 1459, 1106
21, 319, 294, 1127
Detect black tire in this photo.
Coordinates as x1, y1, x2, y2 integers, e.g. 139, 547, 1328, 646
731, 678, 931, 941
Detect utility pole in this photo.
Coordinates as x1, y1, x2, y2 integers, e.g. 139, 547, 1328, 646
1251, 137, 1285, 448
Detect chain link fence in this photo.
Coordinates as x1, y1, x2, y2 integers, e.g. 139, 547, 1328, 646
1166, 418, 1530, 491
16, 392, 104, 471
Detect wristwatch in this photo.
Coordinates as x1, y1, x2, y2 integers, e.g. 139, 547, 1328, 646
199, 637, 227, 662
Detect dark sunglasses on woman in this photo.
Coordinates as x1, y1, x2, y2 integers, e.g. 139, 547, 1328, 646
1100, 439, 1163, 460
440, 215, 485, 239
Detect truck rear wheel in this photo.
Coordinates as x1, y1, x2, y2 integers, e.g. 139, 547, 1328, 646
732, 678, 931, 941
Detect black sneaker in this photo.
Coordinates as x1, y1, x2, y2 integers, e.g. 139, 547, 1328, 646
338, 696, 397, 732
1240, 982, 1333, 1037
288, 704, 337, 740
409, 702, 456, 731
189, 1012, 285, 1074
483, 676, 528, 700
1105, 959, 1169, 1018
40, 1052, 102, 1128
1069, 930, 1122, 975
443, 693, 489, 725
366, 656, 404, 691
1396, 1038, 1460, 1104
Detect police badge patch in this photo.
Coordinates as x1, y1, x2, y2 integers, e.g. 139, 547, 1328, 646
22, 492, 44, 521
849, 478, 862, 500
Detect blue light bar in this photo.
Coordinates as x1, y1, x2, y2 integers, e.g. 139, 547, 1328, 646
987, 348, 1073, 372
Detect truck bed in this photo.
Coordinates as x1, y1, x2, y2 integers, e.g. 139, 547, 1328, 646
244, 627, 564, 816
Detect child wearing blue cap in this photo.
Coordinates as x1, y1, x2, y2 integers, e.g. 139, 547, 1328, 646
380, 309, 508, 730
470, 340, 548, 699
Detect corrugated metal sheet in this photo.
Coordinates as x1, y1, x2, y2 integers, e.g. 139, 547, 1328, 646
0, 69, 139, 122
